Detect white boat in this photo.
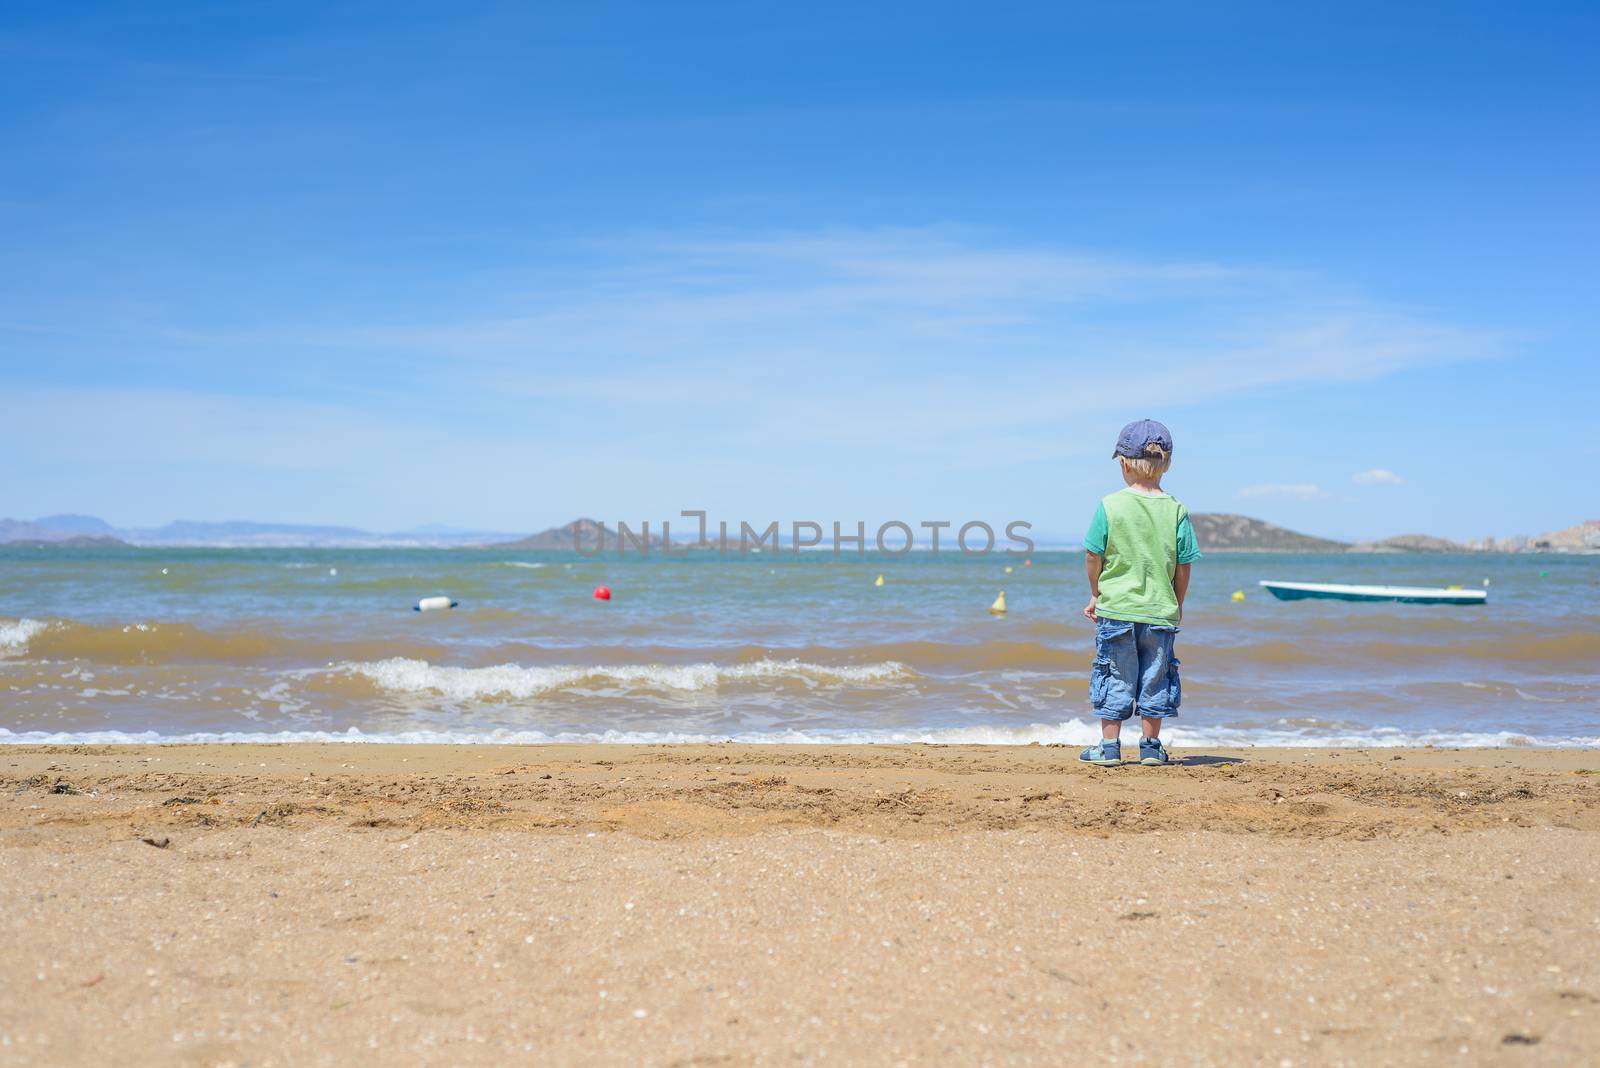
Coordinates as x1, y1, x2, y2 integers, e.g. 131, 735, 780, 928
1258, 580, 1487, 605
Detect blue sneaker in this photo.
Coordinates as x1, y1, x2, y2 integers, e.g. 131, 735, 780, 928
1079, 741, 1122, 767
1139, 738, 1171, 766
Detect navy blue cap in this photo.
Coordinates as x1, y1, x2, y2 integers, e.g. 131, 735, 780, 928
1114, 419, 1173, 459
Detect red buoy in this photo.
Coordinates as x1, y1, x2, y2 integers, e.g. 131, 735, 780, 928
593, 586, 612, 601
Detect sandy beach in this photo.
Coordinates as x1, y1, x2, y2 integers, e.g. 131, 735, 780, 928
2, 743, 1598, 1065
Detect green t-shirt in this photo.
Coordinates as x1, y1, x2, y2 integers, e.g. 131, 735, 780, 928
1083, 488, 1201, 625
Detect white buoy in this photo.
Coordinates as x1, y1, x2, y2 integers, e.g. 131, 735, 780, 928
414, 596, 458, 612
329, 567, 338, 576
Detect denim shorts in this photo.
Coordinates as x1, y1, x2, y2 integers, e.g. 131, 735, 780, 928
1089, 617, 1181, 721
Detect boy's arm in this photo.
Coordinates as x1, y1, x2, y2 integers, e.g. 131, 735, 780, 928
1084, 552, 1103, 621
1173, 510, 1199, 621
1082, 502, 1108, 622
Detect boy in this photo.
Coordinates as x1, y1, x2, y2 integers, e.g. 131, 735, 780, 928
1079, 419, 1201, 767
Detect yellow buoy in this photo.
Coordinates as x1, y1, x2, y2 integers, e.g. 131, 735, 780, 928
1004, 565, 1013, 574
990, 591, 1007, 615
1231, 590, 1246, 602
874, 574, 885, 587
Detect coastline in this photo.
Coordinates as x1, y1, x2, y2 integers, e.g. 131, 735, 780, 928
3, 744, 1598, 1064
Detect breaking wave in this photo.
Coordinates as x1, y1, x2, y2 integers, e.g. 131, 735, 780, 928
0, 618, 49, 656
338, 657, 917, 699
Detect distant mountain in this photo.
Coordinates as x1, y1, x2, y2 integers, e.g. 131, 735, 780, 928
1192, 515, 1491, 554
0, 519, 129, 545
1532, 521, 1600, 550
3, 533, 129, 548
1349, 533, 1465, 553
34, 514, 118, 535
1189, 513, 1348, 552
493, 518, 652, 551
415, 514, 1372, 553
0, 518, 62, 543
8, 509, 1583, 552
491, 519, 802, 552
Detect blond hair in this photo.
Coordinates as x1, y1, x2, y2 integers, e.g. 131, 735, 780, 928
1119, 442, 1171, 481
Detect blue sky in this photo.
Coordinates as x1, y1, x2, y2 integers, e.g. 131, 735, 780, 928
2, 1, 1595, 541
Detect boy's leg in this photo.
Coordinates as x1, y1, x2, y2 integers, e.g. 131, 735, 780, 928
1133, 624, 1181, 764
1082, 620, 1137, 764
1091, 620, 1138, 724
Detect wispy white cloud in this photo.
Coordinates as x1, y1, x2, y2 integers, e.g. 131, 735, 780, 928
1353, 468, 1404, 485
1237, 483, 1329, 499
146, 228, 1502, 453
3, 227, 1508, 525
154, 226, 1500, 379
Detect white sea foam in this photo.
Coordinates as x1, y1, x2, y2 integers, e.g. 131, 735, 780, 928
0, 618, 49, 656
3, 722, 1595, 748
499, 561, 548, 569
339, 657, 916, 699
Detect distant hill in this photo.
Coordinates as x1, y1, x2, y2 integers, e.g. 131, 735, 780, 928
492, 519, 808, 552
1532, 521, 1600, 550
0, 518, 62, 543
0, 519, 124, 545
500, 514, 1354, 554
1349, 533, 1465, 553
34, 514, 118, 535
3, 533, 129, 548
1, 517, 129, 547
1189, 513, 1348, 552
1194, 515, 1486, 554
10, 509, 1585, 552
493, 518, 662, 551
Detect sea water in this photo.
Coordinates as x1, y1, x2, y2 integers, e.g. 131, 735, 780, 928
2, 546, 1596, 747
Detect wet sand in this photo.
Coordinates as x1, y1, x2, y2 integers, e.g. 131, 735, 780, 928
2, 743, 1598, 1065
